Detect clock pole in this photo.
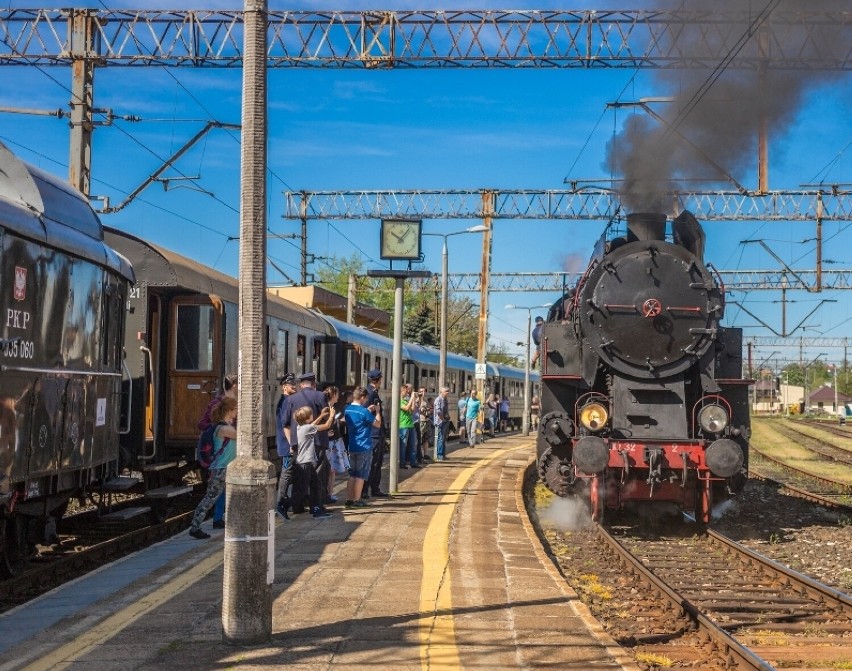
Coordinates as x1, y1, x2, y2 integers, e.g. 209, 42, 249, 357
367, 269, 431, 493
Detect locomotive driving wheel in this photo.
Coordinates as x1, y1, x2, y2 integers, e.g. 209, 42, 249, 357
0, 515, 30, 578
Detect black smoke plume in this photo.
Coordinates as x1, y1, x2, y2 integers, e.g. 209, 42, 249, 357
604, 0, 847, 213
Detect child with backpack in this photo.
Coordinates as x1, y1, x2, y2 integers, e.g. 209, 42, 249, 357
189, 397, 237, 539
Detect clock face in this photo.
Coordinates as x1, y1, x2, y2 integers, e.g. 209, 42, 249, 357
380, 220, 421, 260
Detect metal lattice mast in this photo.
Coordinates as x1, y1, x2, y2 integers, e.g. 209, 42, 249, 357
282, 189, 852, 222
2, 9, 850, 69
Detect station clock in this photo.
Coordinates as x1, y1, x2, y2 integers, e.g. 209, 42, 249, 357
380, 219, 422, 260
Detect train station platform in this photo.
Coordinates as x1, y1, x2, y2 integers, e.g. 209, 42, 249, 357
0, 435, 637, 671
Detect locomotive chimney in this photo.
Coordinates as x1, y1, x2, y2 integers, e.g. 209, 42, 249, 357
626, 212, 666, 242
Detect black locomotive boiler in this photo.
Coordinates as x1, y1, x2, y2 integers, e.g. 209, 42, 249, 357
536, 212, 749, 523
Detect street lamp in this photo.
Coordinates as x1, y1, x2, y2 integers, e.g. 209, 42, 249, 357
505, 303, 550, 436
424, 225, 487, 390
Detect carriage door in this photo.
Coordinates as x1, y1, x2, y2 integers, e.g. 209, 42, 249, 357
166, 296, 223, 440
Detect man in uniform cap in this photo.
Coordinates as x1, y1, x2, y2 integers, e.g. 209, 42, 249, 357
280, 370, 330, 514
365, 369, 389, 498
275, 373, 298, 518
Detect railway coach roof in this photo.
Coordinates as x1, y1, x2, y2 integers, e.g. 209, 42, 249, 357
0, 141, 133, 282
103, 226, 332, 332
323, 315, 402, 355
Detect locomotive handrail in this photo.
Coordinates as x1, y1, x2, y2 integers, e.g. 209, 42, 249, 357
118, 356, 133, 436
0, 365, 121, 377
137, 346, 157, 461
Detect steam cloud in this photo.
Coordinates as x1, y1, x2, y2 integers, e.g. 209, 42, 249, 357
604, 0, 847, 213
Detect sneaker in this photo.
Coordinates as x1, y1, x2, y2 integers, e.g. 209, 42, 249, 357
400, 464, 410, 470
311, 507, 332, 518
276, 500, 290, 520
189, 528, 210, 540
212, 519, 225, 529
353, 499, 369, 507
326, 495, 338, 504
345, 499, 356, 508
372, 490, 389, 498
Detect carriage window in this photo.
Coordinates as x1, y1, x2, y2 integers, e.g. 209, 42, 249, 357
174, 304, 215, 371
346, 347, 357, 386
276, 329, 288, 379
296, 334, 306, 374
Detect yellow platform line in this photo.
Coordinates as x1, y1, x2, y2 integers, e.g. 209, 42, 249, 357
419, 448, 507, 671
22, 550, 224, 671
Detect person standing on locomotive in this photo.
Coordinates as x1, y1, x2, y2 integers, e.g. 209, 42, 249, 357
275, 373, 297, 519
189, 397, 238, 539
530, 316, 544, 368
365, 369, 390, 498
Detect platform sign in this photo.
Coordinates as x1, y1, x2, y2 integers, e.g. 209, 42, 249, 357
475, 363, 487, 380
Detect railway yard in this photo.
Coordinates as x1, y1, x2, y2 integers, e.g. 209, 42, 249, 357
0, 420, 848, 670
535, 416, 852, 670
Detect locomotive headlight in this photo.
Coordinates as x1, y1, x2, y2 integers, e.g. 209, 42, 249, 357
698, 404, 729, 434
579, 402, 609, 432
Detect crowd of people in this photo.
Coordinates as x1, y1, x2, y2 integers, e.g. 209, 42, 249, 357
188, 372, 520, 539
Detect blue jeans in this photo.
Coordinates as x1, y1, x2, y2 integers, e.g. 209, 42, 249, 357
399, 427, 417, 465
435, 420, 449, 458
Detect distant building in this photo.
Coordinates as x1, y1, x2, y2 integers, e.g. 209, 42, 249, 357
756, 381, 804, 415
806, 383, 851, 416
268, 285, 390, 335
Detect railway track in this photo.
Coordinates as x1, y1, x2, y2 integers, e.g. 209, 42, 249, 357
768, 421, 852, 465
748, 443, 852, 496
602, 525, 852, 669
0, 489, 202, 612
800, 418, 852, 440
748, 468, 852, 512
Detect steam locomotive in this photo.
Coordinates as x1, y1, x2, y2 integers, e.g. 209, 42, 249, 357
536, 212, 749, 523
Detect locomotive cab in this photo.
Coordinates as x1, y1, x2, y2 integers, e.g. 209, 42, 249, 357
537, 212, 749, 524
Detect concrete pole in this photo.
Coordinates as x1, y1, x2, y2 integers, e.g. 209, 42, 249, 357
438, 237, 449, 390
522, 310, 531, 436
389, 277, 404, 493
223, 0, 277, 645
347, 274, 356, 323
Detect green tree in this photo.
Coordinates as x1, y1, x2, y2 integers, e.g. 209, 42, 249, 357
316, 253, 483, 356
404, 302, 438, 346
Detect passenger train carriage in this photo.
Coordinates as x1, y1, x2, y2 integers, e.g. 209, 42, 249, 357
105, 227, 538, 470
0, 142, 132, 576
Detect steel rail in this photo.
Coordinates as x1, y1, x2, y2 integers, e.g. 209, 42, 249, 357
748, 443, 852, 494
749, 468, 852, 513
706, 529, 852, 611
595, 524, 773, 671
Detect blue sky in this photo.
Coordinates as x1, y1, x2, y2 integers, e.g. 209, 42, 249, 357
2, 1, 852, 368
